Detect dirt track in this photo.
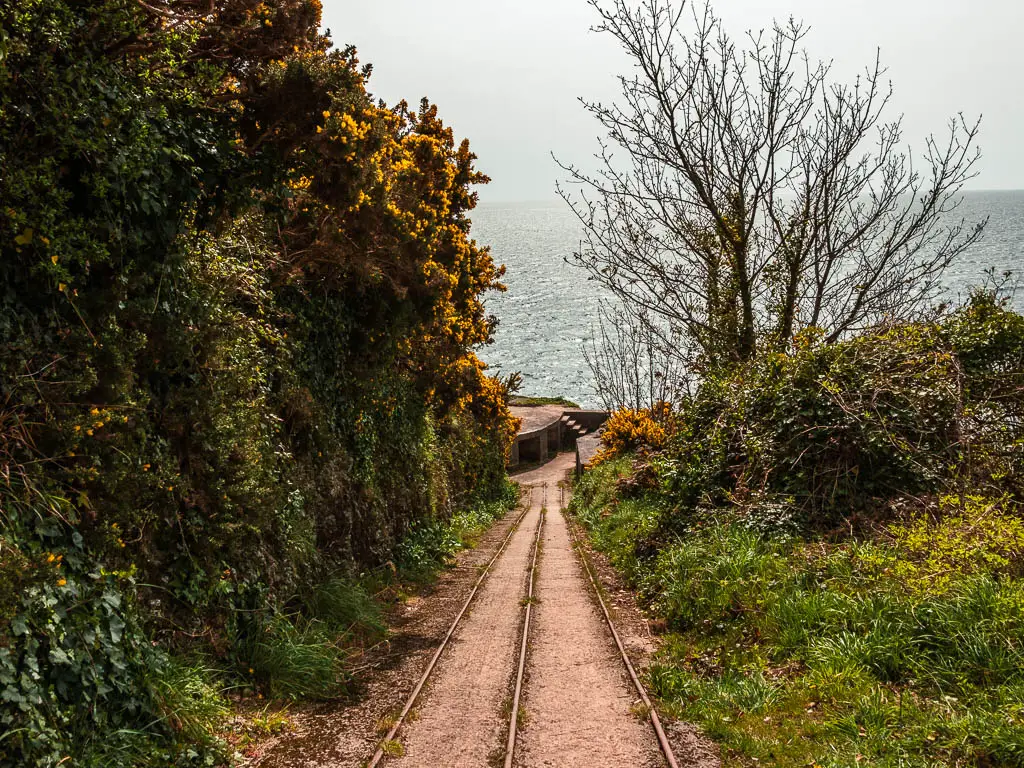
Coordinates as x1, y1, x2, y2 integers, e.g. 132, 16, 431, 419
255, 451, 713, 767
389, 452, 663, 767
394, 498, 540, 766
516, 458, 663, 767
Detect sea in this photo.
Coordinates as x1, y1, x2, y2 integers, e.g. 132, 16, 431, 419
473, 191, 1024, 409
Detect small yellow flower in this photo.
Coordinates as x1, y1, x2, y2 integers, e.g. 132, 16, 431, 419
142, 463, 150, 471
316, 126, 323, 134
85, 429, 93, 436
74, 425, 81, 432
249, 668, 254, 674
90, 408, 99, 415
46, 554, 55, 563
166, 485, 174, 491
50, 254, 58, 265
322, 110, 331, 119
58, 283, 66, 292
57, 578, 67, 587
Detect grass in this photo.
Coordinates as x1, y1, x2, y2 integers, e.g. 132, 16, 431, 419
509, 395, 580, 408
150, 657, 229, 744
396, 480, 520, 581
571, 460, 1024, 767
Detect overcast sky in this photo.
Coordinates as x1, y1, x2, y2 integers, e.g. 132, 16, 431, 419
322, 0, 1024, 202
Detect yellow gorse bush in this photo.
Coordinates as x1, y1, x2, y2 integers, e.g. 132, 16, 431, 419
589, 403, 670, 467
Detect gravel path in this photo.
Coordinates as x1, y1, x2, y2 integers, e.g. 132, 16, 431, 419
254, 451, 715, 768
515, 453, 665, 768
393, 502, 541, 766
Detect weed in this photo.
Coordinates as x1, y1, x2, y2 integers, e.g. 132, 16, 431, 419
629, 701, 652, 721
376, 713, 399, 735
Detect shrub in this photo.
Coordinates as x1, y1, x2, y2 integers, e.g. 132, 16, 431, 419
651, 292, 1024, 533
572, 294, 1024, 764
859, 495, 1024, 595
0, 1, 516, 763
590, 404, 669, 467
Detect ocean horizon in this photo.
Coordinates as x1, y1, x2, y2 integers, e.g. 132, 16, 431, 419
476, 191, 1024, 408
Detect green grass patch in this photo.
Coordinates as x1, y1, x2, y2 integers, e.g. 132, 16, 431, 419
395, 480, 520, 581
509, 395, 580, 408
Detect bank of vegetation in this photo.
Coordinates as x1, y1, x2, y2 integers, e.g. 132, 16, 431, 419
574, 293, 1024, 766
567, 1, 1024, 765
0, 2, 516, 765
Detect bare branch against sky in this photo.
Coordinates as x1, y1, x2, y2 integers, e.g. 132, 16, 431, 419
324, 0, 1023, 201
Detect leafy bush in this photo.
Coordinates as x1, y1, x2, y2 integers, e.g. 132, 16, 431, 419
397, 480, 519, 580
0, 1, 516, 764
646, 292, 1024, 534
859, 495, 1024, 595
573, 295, 1024, 765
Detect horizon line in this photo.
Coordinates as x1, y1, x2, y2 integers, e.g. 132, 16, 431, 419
477, 188, 1024, 206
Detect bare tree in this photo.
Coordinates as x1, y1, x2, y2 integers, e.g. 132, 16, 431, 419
560, 0, 985, 369
584, 300, 690, 410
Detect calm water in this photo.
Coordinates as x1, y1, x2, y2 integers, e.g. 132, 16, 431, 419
474, 191, 1024, 408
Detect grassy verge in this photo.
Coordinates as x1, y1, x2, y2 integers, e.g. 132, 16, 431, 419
572, 460, 1024, 767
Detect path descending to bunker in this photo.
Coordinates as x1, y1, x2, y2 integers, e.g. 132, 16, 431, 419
516, 459, 663, 767
386, 451, 665, 767
252, 451, 685, 768
391, 495, 541, 766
